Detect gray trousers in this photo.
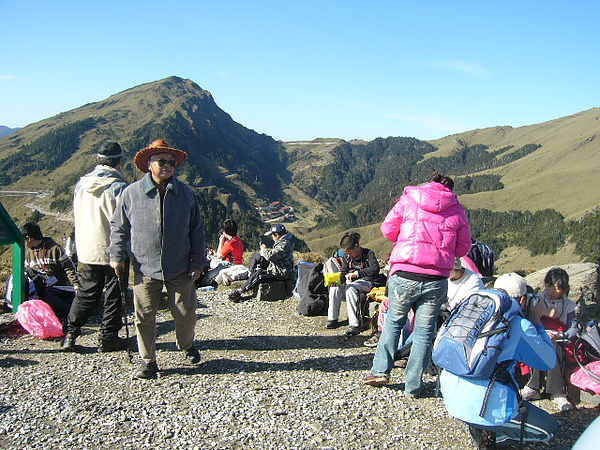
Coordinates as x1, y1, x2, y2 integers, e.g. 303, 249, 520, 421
526, 340, 569, 396
133, 271, 197, 364
328, 279, 373, 327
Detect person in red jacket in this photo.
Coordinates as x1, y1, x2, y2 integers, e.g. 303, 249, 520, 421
201, 219, 248, 286
363, 171, 472, 398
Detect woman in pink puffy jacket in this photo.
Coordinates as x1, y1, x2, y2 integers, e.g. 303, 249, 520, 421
363, 171, 472, 397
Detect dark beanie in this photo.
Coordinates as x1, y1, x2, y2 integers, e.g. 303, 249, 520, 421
97, 142, 123, 157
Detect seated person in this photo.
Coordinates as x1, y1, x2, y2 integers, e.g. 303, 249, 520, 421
446, 257, 485, 311
20, 222, 80, 318
521, 267, 578, 411
201, 219, 249, 286
325, 232, 384, 337
228, 223, 294, 302
440, 273, 558, 448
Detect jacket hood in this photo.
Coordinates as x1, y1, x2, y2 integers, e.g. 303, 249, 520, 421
79, 165, 127, 195
404, 182, 459, 214
277, 232, 293, 244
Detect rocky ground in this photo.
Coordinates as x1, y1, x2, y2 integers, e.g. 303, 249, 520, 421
1, 288, 598, 450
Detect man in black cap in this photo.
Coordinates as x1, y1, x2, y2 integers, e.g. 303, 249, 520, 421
61, 142, 129, 352
228, 223, 294, 301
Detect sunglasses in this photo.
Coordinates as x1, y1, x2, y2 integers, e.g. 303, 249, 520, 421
152, 159, 176, 168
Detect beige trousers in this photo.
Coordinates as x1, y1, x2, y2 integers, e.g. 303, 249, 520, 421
133, 271, 197, 363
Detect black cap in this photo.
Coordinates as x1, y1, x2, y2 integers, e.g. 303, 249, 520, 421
264, 223, 287, 236
97, 142, 123, 158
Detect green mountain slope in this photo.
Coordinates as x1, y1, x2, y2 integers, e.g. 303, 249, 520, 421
0, 76, 289, 247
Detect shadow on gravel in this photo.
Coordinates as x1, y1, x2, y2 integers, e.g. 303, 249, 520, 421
196, 334, 369, 351
185, 353, 375, 375
155, 314, 212, 338
0, 356, 40, 368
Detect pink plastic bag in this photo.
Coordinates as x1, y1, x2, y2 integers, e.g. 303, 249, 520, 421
15, 299, 65, 339
570, 360, 600, 396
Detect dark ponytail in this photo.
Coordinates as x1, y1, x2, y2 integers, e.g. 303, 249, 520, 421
430, 170, 454, 191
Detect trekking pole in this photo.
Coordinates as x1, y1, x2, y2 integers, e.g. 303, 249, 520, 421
118, 265, 133, 364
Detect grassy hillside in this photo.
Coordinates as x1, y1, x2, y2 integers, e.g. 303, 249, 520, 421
428, 108, 600, 219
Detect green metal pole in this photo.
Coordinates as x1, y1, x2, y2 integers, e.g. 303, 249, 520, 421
11, 239, 25, 313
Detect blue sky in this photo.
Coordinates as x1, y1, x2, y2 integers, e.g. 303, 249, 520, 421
1, 1, 598, 141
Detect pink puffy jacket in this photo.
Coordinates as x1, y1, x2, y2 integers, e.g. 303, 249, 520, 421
381, 182, 472, 278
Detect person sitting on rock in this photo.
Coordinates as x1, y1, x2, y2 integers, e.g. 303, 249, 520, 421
324, 231, 384, 337
228, 223, 294, 302
520, 267, 579, 411
20, 222, 80, 319
201, 219, 249, 286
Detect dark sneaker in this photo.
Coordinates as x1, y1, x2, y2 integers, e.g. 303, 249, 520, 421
134, 361, 159, 379
325, 319, 339, 329
468, 425, 496, 449
362, 374, 390, 387
228, 289, 242, 302
364, 333, 381, 348
98, 335, 124, 353
60, 333, 76, 352
185, 345, 201, 364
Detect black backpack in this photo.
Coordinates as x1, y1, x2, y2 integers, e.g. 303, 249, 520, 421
295, 261, 327, 316
467, 240, 495, 278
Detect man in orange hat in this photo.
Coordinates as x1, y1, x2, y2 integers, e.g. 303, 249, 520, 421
108, 139, 206, 379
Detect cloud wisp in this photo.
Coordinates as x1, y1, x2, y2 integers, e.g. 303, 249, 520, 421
0, 75, 18, 80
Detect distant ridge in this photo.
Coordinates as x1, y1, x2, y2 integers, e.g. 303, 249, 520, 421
0, 126, 19, 138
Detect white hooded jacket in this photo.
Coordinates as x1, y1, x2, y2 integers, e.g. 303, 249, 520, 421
73, 165, 128, 265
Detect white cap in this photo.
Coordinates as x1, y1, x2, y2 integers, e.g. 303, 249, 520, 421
494, 273, 527, 298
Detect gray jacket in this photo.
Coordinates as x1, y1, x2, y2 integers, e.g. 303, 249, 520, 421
260, 232, 295, 279
108, 173, 206, 280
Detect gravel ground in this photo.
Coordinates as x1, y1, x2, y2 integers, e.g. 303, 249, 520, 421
1, 289, 598, 450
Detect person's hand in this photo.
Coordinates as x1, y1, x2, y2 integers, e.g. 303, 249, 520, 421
345, 272, 358, 283
526, 299, 544, 324
110, 261, 125, 276
189, 270, 201, 282
260, 243, 267, 251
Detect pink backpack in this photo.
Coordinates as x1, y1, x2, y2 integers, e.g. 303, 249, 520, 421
15, 299, 65, 339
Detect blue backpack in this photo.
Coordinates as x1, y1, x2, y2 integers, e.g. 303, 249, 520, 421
433, 289, 521, 379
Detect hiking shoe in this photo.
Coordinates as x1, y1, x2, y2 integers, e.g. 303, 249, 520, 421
325, 319, 339, 329
134, 361, 159, 379
184, 345, 201, 364
98, 335, 124, 353
520, 386, 541, 401
228, 289, 242, 302
551, 394, 574, 411
363, 333, 380, 348
394, 358, 408, 368
404, 389, 424, 400
362, 374, 389, 387
60, 333, 76, 352
468, 425, 496, 449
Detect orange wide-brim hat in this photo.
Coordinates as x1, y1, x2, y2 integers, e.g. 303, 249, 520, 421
134, 139, 188, 172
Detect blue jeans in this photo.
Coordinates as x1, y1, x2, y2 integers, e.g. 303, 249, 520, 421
370, 273, 447, 395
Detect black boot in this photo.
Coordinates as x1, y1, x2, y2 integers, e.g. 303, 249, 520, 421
60, 333, 76, 352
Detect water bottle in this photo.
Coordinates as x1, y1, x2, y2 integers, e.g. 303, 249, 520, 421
197, 286, 215, 292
